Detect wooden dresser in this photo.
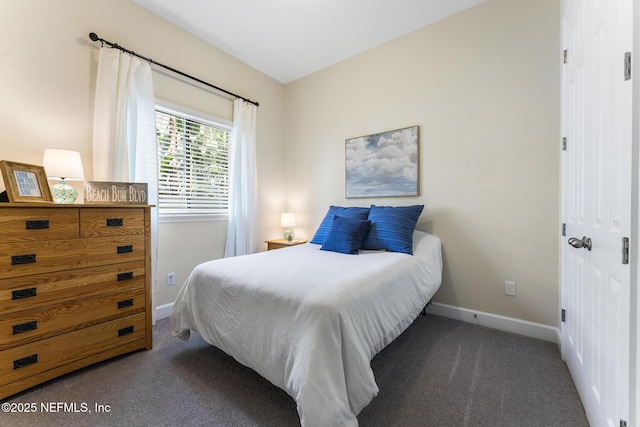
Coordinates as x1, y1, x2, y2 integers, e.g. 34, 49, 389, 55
0, 204, 152, 399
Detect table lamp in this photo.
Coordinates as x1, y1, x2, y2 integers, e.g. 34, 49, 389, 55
281, 212, 296, 242
42, 149, 85, 204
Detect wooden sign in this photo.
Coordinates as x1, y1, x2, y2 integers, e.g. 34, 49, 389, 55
84, 181, 148, 204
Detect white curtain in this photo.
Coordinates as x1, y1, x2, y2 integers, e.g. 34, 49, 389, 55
225, 99, 258, 257
92, 47, 159, 322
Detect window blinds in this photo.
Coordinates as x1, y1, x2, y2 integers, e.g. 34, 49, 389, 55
155, 108, 231, 217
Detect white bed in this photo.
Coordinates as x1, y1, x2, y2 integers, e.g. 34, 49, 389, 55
170, 230, 442, 427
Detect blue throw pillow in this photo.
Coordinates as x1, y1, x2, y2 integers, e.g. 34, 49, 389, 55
310, 206, 370, 244
361, 205, 424, 254
321, 215, 372, 255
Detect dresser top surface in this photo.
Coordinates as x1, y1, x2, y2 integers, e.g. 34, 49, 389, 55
0, 203, 153, 209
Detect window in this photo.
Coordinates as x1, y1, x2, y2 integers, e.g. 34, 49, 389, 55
155, 101, 232, 221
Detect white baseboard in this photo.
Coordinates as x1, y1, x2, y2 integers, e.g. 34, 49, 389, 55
156, 302, 174, 320
154, 300, 561, 344
424, 302, 561, 345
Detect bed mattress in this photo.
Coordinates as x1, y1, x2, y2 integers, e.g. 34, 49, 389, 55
170, 230, 442, 426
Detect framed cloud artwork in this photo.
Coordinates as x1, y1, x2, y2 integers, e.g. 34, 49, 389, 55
345, 125, 419, 198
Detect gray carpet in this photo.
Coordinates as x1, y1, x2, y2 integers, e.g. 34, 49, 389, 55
2, 314, 588, 426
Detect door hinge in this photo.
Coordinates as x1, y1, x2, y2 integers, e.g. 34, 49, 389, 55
561, 309, 566, 323
563, 49, 568, 64
562, 223, 566, 237
562, 137, 567, 151
620, 420, 627, 427
622, 237, 629, 265
624, 52, 631, 80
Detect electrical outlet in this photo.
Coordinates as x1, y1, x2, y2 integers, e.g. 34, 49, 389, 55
167, 272, 176, 286
505, 281, 516, 296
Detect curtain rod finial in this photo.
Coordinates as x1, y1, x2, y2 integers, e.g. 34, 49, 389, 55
89, 32, 99, 42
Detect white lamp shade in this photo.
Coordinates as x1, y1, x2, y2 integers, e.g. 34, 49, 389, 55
42, 149, 85, 181
280, 213, 296, 228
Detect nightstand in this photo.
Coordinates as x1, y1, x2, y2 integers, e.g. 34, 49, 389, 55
265, 239, 308, 250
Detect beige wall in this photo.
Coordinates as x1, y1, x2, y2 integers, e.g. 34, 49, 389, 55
0, 0, 287, 307
1, 0, 561, 326
284, 0, 561, 326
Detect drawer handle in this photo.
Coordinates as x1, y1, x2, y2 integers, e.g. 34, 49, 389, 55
117, 245, 133, 254
13, 354, 38, 370
12, 287, 37, 300
25, 220, 49, 230
117, 272, 134, 281
11, 254, 36, 265
12, 320, 38, 335
118, 326, 134, 337
106, 218, 124, 227
117, 299, 134, 309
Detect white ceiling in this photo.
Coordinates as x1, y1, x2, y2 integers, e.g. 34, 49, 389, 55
132, 0, 486, 84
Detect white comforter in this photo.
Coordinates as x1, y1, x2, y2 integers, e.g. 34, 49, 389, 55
170, 231, 442, 426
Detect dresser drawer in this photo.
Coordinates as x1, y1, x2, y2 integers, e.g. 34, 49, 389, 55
0, 261, 145, 315
0, 288, 145, 350
80, 208, 145, 238
0, 235, 146, 279
0, 208, 79, 242
0, 313, 145, 387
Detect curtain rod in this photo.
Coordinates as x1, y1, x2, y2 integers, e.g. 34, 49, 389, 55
88, 32, 259, 107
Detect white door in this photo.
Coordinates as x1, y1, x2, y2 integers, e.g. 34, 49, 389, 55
561, 0, 632, 426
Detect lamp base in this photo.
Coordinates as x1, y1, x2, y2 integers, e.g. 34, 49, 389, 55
283, 228, 295, 242
50, 180, 78, 204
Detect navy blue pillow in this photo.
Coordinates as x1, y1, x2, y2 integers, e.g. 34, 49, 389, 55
321, 215, 372, 255
310, 206, 370, 244
361, 205, 424, 254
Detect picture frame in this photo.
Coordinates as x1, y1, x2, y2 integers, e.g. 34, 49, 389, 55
0, 160, 53, 203
345, 125, 420, 198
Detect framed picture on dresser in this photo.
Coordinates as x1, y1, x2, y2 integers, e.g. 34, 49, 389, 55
0, 160, 53, 203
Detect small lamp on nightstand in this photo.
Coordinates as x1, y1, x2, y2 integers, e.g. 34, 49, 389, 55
281, 212, 296, 242
42, 149, 85, 204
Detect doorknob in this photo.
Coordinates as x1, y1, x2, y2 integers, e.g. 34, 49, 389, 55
568, 236, 592, 251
